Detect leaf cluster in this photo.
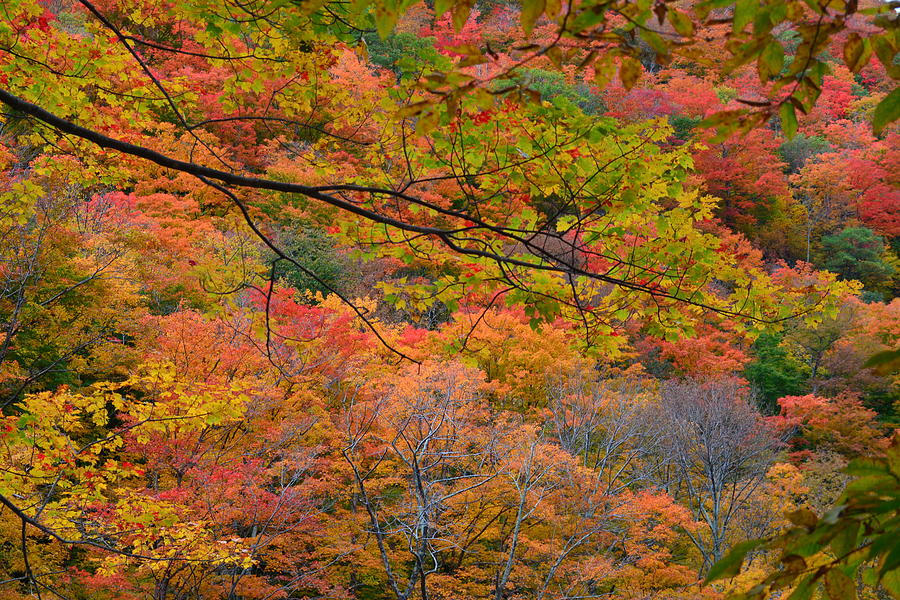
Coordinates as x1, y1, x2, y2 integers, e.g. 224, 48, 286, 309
708, 432, 900, 600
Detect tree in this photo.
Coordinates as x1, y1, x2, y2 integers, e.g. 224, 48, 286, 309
822, 297, 900, 413
744, 333, 808, 414
651, 378, 783, 573
274, 225, 354, 298
778, 393, 887, 461
547, 376, 662, 489
779, 298, 858, 394
819, 227, 895, 293
0, 154, 142, 401
340, 361, 500, 600
778, 134, 832, 174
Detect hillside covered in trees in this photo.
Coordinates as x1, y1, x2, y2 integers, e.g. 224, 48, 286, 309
0, 0, 899, 599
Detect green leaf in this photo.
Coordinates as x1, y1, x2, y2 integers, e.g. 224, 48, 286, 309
758, 41, 784, 82
881, 544, 900, 578
706, 539, 765, 582
845, 456, 889, 477
640, 29, 669, 57
433, 0, 453, 18
873, 35, 900, 79
669, 10, 694, 37
824, 568, 856, 600
556, 215, 576, 232
843, 33, 866, 72
882, 569, 900, 600
786, 508, 818, 529
373, 6, 399, 38
787, 574, 815, 600
521, 0, 546, 36
415, 108, 440, 136
830, 522, 860, 558
733, 0, 756, 32
844, 474, 895, 494
546, 45, 563, 68
863, 348, 900, 377
873, 88, 900, 136
782, 554, 808, 574
545, 0, 561, 19
619, 56, 642, 90
780, 102, 798, 139
451, 1, 472, 31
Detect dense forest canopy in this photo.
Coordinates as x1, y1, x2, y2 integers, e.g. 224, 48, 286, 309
0, 0, 898, 599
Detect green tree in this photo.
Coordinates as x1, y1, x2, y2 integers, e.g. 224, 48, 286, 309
778, 134, 833, 174
275, 226, 353, 298
819, 227, 894, 291
745, 334, 808, 414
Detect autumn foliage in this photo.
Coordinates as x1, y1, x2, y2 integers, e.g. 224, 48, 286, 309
0, 0, 898, 599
